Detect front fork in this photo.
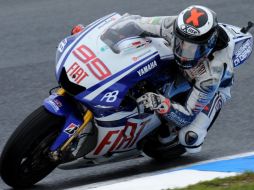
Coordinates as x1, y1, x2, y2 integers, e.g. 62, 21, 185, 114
43, 88, 93, 160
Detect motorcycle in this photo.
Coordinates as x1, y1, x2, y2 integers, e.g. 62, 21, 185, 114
0, 12, 253, 188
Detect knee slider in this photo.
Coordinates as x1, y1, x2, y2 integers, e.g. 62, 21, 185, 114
185, 131, 198, 146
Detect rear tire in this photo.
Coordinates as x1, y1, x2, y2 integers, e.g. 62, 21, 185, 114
143, 137, 186, 161
0, 106, 64, 188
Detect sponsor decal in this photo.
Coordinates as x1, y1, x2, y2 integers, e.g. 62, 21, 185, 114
64, 123, 79, 136
58, 39, 67, 53
100, 90, 119, 103
73, 45, 111, 81
233, 39, 253, 67
94, 120, 150, 155
53, 99, 62, 108
67, 62, 89, 84
167, 111, 190, 126
137, 60, 158, 76
48, 99, 62, 112
180, 24, 200, 35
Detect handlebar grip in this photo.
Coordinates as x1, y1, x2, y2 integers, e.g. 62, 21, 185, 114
241, 21, 254, 34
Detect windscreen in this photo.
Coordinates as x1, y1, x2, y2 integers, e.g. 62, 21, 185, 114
101, 18, 144, 53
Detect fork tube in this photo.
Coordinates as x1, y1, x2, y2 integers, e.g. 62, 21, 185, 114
60, 110, 93, 151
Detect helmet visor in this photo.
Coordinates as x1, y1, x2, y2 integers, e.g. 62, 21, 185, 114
174, 37, 212, 61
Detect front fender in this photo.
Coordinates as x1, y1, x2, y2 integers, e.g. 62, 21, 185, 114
43, 94, 84, 151
43, 94, 73, 117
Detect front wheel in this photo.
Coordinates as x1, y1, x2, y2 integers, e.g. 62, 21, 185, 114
0, 106, 64, 188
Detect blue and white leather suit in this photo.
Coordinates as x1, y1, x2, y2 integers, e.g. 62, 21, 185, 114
127, 15, 234, 153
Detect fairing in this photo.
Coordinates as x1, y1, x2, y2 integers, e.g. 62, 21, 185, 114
55, 13, 174, 110
44, 94, 85, 151
47, 13, 175, 153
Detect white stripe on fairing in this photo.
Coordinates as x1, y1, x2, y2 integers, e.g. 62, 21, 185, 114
66, 170, 237, 190
56, 13, 118, 72
95, 108, 138, 121
84, 53, 159, 101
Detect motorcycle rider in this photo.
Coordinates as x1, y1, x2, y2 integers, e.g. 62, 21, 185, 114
71, 5, 234, 154
131, 5, 234, 153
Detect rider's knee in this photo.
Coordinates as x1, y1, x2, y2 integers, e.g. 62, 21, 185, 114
179, 125, 207, 153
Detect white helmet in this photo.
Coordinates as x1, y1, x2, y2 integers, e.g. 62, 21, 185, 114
173, 5, 218, 69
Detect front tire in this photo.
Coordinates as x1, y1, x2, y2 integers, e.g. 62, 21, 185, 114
0, 106, 64, 188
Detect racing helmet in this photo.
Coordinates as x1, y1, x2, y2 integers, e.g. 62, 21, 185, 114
173, 5, 218, 69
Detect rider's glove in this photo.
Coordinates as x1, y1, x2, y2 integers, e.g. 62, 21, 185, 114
71, 24, 85, 35
137, 92, 171, 114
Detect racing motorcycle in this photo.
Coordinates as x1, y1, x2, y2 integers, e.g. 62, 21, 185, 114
0, 13, 253, 188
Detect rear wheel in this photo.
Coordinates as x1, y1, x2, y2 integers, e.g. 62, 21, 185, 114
142, 126, 186, 161
143, 138, 186, 161
0, 106, 64, 188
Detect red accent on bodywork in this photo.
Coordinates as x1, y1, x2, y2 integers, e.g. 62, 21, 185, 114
108, 131, 124, 152
94, 119, 151, 155
88, 58, 111, 80
94, 130, 120, 155
132, 41, 142, 46
66, 62, 89, 84
116, 122, 137, 150
73, 45, 96, 63
71, 24, 85, 35
73, 45, 111, 81
128, 120, 148, 147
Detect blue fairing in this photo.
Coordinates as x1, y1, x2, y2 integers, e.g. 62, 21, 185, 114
79, 54, 158, 101
44, 94, 73, 116
44, 94, 84, 151
74, 54, 174, 116
50, 114, 83, 151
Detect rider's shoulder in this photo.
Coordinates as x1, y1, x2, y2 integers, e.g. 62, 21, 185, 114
208, 24, 236, 71
208, 49, 233, 75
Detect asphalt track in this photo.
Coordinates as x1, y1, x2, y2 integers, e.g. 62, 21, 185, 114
0, 0, 254, 189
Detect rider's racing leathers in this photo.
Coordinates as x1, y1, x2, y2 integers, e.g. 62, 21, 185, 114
126, 14, 234, 153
